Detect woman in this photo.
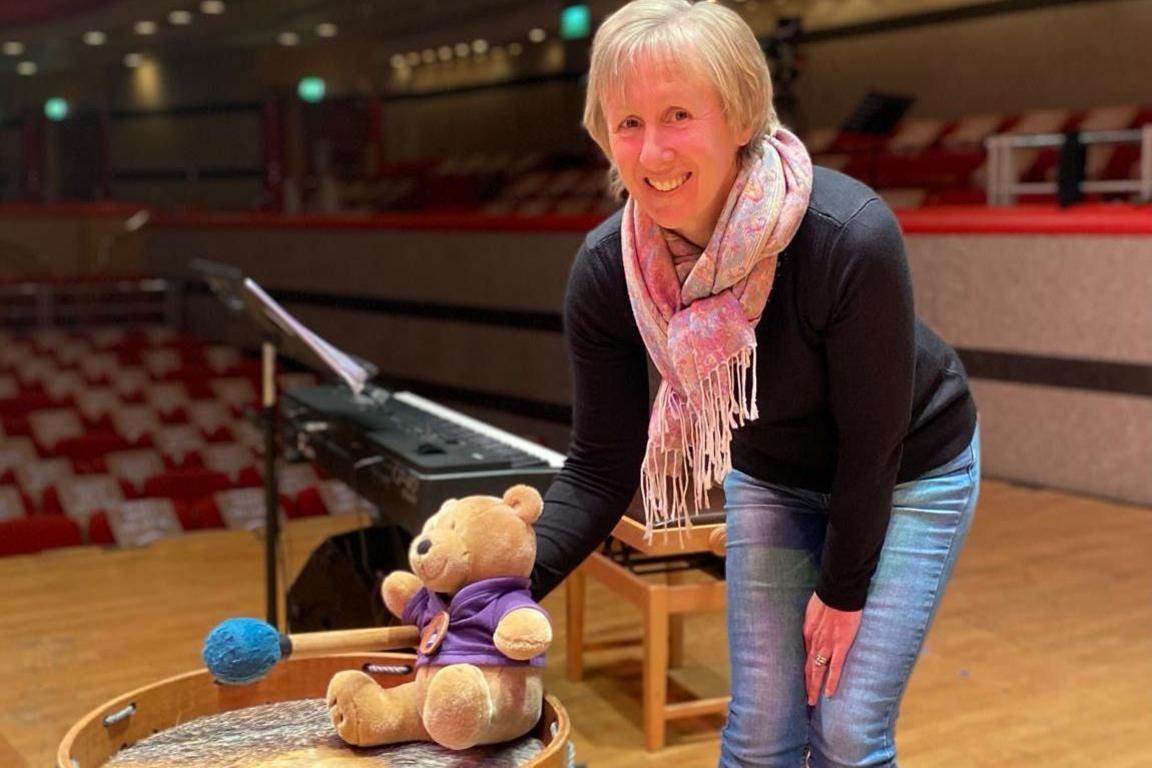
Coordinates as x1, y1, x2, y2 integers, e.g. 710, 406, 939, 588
530, 1, 980, 766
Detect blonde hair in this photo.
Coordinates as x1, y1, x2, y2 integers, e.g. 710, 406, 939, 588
583, 0, 780, 198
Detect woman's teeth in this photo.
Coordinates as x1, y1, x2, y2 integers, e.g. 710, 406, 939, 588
647, 173, 690, 192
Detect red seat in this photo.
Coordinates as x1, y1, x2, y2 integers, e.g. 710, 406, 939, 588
293, 486, 330, 518
87, 510, 116, 545
141, 468, 235, 504
176, 500, 225, 530
0, 516, 84, 556
54, 432, 137, 463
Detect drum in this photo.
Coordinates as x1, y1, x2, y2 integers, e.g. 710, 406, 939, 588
59, 653, 571, 768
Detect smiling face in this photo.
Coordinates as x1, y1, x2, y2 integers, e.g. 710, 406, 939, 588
603, 55, 752, 247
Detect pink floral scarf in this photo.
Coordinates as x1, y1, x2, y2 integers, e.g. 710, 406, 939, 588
621, 128, 813, 537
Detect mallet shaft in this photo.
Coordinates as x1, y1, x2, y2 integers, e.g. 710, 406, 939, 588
285, 625, 420, 657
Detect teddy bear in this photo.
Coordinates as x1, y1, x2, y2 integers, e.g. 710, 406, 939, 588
325, 484, 553, 750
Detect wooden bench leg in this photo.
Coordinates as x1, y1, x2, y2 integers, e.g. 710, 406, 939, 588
643, 587, 669, 751
565, 567, 586, 682
668, 571, 686, 668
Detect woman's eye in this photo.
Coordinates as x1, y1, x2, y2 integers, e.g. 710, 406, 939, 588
673, 110, 690, 121
619, 118, 640, 130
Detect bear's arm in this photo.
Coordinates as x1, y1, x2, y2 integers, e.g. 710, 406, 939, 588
381, 570, 424, 621
494, 607, 552, 661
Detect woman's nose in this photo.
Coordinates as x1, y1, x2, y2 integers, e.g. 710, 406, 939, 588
639, 129, 671, 166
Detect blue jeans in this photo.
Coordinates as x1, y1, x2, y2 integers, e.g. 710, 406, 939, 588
720, 427, 980, 767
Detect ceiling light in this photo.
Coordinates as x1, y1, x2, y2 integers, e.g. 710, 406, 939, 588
277, 32, 300, 47
437, 46, 452, 61
528, 28, 546, 43
199, 0, 226, 14
134, 21, 158, 35
390, 54, 406, 69
454, 42, 470, 58
405, 52, 420, 66
2, 42, 25, 57
316, 23, 338, 38
421, 49, 436, 64
82, 31, 107, 46
16, 61, 37, 76
124, 53, 143, 68
471, 39, 489, 54
508, 42, 523, 56
168, 10, 194, 25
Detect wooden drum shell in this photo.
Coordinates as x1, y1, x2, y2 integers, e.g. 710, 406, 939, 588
58, 653, 570, 768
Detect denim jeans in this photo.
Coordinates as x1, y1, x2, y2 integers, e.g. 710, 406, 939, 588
719, 427, 980, 768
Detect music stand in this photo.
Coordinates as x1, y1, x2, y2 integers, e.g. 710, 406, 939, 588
191, 259, 375, 629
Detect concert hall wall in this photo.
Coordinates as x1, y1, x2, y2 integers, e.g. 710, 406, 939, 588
141, 217, 1152, 508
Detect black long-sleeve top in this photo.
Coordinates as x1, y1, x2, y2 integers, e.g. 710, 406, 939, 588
531, 167, 977, 611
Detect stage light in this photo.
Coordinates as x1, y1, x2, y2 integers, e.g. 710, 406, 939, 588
297, 77, 325, 104
316, 23, 338, 38
83, 31, 107, 46
455, 43, 470, 58
528, 28, 547, 43
124, 53, 143, 68
2, 42, 25, 57
438, 46, 452, 61
560, 5, 591, 40
200, 1, 226, 14
405, 52, 420, 66
390, 54, 406, 69
472, 39, 489, 54
169, 10, 194, 25
134, 21, 158, 35
45, 98, 69, 121
277, 32, 300, 47
16, 61, 37, 76
508, 42, 523, 56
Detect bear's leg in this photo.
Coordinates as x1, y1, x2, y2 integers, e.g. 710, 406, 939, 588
326, 671, 429, 746
422, 664, 492, 750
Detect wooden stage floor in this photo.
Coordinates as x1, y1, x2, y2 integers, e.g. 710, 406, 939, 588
2, 479, 1149, 767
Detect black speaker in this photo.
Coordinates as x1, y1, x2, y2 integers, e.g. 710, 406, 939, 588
287, 525, 413, 632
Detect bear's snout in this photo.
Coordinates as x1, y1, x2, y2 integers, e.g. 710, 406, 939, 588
416, 538, 431, 555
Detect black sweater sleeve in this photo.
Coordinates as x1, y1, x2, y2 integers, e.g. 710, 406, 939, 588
530, 236, 651, 600
816, 198, 915, 611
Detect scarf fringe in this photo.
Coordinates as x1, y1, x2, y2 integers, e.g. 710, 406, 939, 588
641, 345, 759, 540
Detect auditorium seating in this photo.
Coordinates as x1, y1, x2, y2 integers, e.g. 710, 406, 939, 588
0, 313, 366, 558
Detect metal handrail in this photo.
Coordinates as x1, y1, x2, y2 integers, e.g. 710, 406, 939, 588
985, 125, 1152, 206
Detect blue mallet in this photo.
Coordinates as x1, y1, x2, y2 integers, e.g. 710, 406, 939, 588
202, 618, 420, 684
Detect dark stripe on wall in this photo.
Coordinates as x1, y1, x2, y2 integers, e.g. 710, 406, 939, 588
113, 168, 265, 182
186, 283, 1151, 398
801, 0, 1119, 42
275, 289, 562, 332
957, 349, 1152, 397
383, 71, 584, 103
106, 102, 264, 122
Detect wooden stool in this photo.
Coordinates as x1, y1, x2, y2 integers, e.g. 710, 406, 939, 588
565, 512, 730, 751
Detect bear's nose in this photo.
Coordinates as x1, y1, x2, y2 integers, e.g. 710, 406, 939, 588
416, 539, 431, 555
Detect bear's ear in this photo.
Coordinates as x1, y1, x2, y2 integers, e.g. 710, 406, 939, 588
502, 484, 543, 525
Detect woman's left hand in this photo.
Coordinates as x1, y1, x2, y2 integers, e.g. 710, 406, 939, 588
802, 592, 863, 706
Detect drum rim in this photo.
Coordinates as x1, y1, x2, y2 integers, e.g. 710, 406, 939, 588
58, 652, 570, 768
